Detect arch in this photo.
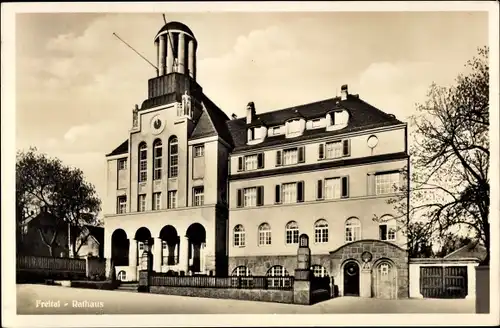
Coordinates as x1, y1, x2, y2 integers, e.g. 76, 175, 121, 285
266, 265, 289, 277
285, 221, 299, 245
258, 223, 271, 246
138, 142, 148, 182
266, 265, 291, 288
135, 227, 152, 242
153, 139, 163, 180
168, 136, 179, 178
159, 225, 179, 266
233, 224, 245, 247
329, 239, 407, 255
186, 223, 206, 273
117, 270, 127, 281
111, 229, 129, 266
231, 266, 252, 277
311, 264, 329, 278
372, 258, 398, 299
314, 219, 329, 243
342, 260, 360, 296
159, 225, 178, 245
345, 217, 361, 243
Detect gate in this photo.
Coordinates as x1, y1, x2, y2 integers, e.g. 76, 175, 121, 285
420, 266, 467, 298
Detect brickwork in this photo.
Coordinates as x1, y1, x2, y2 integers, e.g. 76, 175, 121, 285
329, 239, 409, 298
229, 254, 331, 276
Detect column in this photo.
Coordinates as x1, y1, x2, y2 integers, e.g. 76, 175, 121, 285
166, 32, 174, 74
129, 239, 137, 281
178, 33, 185, 74
360, 267, 372, 298
154, 238, 163, 273
179, 236, 189, 273
188, 39, 195, 79
174, 243, 178, 264
158, 35, 166, 75
200, 243, 205, 274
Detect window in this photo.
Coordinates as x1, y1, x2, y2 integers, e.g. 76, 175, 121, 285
233, 225, 245, 247
243, 187, 257, 207
345, 217, 361, 242
375, 172, 400, 195
330, 111, 349, 126
324, 178, 341, 199
168, 191, 177, 209
169, 137, 178, 178
270, 126, 281, 136
286, 119, 301, 135
232, 266, 251, 276
138, 194, 146, 212
193, 186, 204, 206
238, 153, 264, 171
258, 223, 272, 246
282, 183, 296, 204
311, 119, 322, 129
153, 140, 162, 180
314, 219, 329, 243
285, 221, 299, 245
138, 143, 147, 182
311, 265, 329, 278
162, 240, 167, 250
283, 148, 298, 165
267, 265, 291, 288
248, 127, 264, 141
194, 145, 204, 157
118, 159, 127, 170
321, 177, 349, 200
379, 263, 390, 276
319, 140, 350, 159
244, 155, 257, 171
237, 186, 263, 207
117, 270, 126, 281
138, 241, 144, 252
326, 141, 343, 159
117, 196, 127, 214
379, 216, 397, 241
152, 192, 161, 211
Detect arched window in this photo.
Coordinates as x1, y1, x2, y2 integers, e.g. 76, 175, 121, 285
314, 219, 329, 243
311, 265, 329, 278
266, 265, 291, 288
258, 223, 272, 246
153, 139, 163, 180
379, 215, 397, 241
231, 266, 251, 277
345, 217, 361, 243
285, 221, 299, 245
233, 224, 245, 247
138, 142, 147, 182
168, 136, 178, 178
117, 270, 126, 281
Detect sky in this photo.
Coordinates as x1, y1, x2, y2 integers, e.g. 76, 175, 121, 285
15, 11, 488, 211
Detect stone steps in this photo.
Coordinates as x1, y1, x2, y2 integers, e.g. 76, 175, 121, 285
116, 282, 139, 292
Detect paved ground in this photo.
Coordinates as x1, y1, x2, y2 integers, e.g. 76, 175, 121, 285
16, 284, 475, 315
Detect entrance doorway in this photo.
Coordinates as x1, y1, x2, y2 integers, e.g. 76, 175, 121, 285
374, 261, 397, 299
343, 261, 360, 296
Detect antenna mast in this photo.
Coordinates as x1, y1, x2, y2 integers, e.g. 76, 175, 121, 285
112, 32, 158, 71
161, 14, 178, 71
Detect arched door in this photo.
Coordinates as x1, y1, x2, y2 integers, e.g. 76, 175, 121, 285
374, 261, 397, 299
343, 261, 360, 296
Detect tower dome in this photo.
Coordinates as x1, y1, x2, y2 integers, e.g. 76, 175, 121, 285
154, 21, 197, 79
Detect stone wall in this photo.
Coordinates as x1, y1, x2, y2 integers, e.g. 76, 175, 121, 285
150, 286, 294, 304
329, 239, 409, 298
229, 254, 331, 276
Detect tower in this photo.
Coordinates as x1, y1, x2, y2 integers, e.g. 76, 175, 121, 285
143, 21, 202, 113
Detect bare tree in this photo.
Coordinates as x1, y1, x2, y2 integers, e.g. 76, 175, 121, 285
376, 46, 490, 265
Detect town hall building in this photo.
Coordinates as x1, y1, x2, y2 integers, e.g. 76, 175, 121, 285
104, 21, 410, 299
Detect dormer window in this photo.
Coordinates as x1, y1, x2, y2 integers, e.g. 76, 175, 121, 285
269, 126, 281, 136
326, 110, 349, 131
311, 119, 322, 129
285, 118, 304, 138
247, 126, 266, 145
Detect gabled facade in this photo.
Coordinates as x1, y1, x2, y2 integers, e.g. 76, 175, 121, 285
104, 21, 410, 298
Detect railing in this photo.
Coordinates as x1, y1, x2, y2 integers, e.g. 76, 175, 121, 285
17, 255, 87, 281
150, 274, 294, 290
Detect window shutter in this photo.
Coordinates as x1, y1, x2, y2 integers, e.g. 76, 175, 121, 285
275, 185, 281, 204
257, 153, 264, 169
367, 173, 375, 196
276, 150, 282, 167
318, 144, 325, 159
317, 180, 323, 200
237, 189, 243, 208
343, 139, 350, 156
297, 181, 304, 203
341, 176, 349, 198
257, 186, 264, 206
379, 225, 387, 240
238, 157, 243, 171
298, 146, 305, 163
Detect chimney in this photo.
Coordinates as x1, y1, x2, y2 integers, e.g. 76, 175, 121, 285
246, 102, 256, 124
340, 84, 348, 100
231, 113, 238, 120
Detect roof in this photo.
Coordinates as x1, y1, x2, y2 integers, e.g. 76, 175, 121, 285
444, 242, 487, 262
106, 139, 128, 157
155, 21, 195, 40
226, 94, 404, 152
84, 225, 104, 245
189, 94, 233, 145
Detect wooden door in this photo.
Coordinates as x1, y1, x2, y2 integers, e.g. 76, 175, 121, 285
343, 261, 360, 296
375, 261, 397, 299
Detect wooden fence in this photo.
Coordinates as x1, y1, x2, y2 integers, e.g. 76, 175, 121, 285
150, 273, 294, 290
17, 255, 87, 281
